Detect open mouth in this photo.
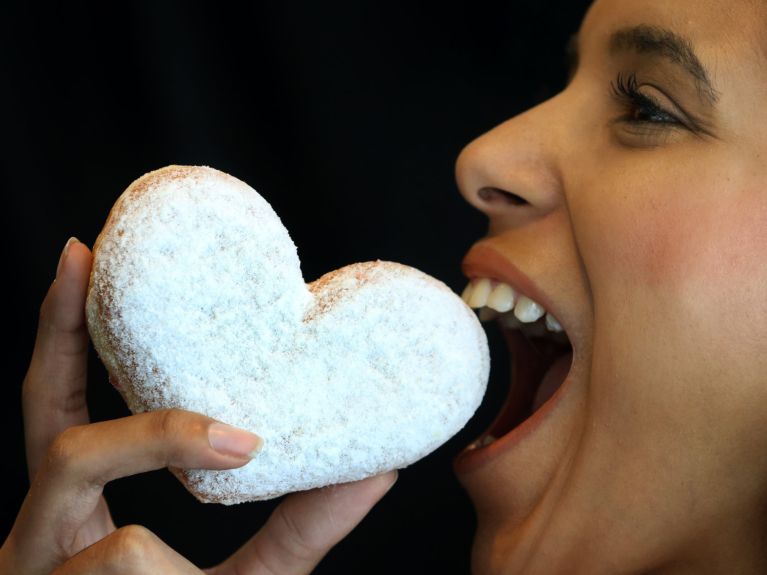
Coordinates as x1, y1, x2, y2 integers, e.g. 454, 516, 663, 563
460, 278, 574, 451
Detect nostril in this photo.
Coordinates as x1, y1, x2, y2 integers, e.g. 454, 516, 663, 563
478, 187, 529, 207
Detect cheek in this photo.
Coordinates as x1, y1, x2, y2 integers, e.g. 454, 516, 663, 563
576, 171, 767, 316
575, 169, 767, 468
574, 165, 767, 438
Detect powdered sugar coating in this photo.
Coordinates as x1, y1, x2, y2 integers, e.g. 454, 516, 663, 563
86, 165, 489, 504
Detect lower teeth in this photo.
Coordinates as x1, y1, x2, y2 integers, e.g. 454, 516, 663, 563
467, 434, 497, 451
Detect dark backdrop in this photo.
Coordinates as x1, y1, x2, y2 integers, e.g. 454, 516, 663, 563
2, 1, 590, 572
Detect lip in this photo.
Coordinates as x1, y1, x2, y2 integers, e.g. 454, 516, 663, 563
453, 354, 575, 473
453, 242, 579, 474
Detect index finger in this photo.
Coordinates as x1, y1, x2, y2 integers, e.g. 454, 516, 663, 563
22, 238, 93, 480
9, 409, 262, 575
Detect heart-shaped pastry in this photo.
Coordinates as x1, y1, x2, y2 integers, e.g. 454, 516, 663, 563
86, 165, 489, 504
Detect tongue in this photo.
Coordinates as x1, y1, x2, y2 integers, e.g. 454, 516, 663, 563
532, 351, 573, 412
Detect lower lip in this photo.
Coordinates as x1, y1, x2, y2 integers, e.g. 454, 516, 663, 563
453, 352, 576, 474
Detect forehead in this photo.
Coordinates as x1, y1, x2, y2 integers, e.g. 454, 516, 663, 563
583, 0, 766, 59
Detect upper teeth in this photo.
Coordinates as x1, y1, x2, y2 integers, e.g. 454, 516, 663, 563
461, 278, 564, 334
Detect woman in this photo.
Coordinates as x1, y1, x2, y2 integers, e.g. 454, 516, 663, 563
4, 0, 767, 572
453, 0, 767, 571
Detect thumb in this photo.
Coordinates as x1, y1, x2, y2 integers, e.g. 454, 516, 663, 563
208, 471, 398, 575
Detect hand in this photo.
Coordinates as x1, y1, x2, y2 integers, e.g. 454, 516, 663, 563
1, 238, 397, 574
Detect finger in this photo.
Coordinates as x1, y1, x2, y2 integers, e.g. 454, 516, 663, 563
51, 524, 201, 575
210, 471, 397, 575
20, 239, 115, 557
7, 409, 262, 575
22, 238, 93, 481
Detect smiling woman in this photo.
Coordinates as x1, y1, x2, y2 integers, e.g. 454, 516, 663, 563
454, 0, 767, 572
4, 0, 767, 573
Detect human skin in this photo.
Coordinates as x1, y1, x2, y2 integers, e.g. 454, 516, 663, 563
5, 1, 767, 573
0, 239, 397, 574
454, 0, 767, 573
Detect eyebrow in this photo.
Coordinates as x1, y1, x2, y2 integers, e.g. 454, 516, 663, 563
608, 25, 720, 105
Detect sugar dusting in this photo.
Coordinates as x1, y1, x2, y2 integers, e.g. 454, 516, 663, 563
86, 165, 489, 504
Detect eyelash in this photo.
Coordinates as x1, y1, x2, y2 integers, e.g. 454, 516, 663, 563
610, 72, 682, 128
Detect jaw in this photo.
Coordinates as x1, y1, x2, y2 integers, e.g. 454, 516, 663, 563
460, 329, 763, 574
456, 343, 592, 573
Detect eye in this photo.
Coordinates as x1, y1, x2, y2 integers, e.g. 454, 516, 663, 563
610, 72, 683, 128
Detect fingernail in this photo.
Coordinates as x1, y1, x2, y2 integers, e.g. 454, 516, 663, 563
56, 237, 79, 279
208, 422, 263, 459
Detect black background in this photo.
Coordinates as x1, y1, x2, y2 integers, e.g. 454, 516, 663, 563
3, 1, 591, 572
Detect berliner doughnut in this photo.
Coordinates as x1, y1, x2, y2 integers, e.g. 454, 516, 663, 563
86, 165, 488, 504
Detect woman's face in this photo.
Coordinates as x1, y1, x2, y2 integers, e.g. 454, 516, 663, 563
454, 0, 767, 572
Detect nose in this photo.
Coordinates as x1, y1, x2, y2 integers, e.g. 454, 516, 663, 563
455, 96, 566, 227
